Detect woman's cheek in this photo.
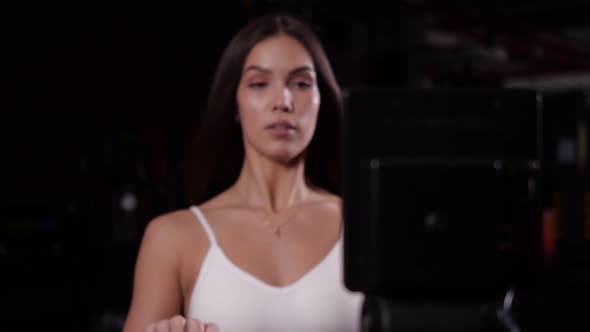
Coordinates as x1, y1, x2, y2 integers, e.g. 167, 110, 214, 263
300, 112, 319, 143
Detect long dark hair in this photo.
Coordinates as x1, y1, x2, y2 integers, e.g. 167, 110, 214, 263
184, 13, 343, 205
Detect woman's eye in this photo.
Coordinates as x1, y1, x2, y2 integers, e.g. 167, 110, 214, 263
248, 82, 267, 88
294, 81, 312, 89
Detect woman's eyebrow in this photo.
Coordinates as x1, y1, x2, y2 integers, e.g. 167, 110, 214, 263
244, 65, 271, 74
243, 65, 315, 76
289, 66, 315, 76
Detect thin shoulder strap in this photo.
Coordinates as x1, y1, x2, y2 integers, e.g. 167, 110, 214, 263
189, 206, 218, 247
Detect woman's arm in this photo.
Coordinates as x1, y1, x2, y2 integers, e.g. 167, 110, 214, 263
122, 216, 184, 332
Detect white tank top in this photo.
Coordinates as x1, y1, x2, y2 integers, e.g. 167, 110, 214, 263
187, 206, 364, 332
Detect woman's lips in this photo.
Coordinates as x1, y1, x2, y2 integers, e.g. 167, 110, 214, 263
265, 121, 296, 137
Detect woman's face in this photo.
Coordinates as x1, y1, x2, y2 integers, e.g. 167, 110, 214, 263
236, 34, 321, 164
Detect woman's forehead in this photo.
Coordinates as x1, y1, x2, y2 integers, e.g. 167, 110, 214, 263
242, 34, 315, 74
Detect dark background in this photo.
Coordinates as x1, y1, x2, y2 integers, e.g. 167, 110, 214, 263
1, 0, 589, 331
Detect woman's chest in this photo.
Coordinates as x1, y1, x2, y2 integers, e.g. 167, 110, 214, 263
187, 243, 363, 332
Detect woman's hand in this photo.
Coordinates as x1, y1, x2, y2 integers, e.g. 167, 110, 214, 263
143, 315, 219, 332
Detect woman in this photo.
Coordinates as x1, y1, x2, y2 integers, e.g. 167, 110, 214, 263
122, 13, 363, 332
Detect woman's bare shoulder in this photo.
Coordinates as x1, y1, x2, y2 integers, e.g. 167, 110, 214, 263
300, 189, 343, 225
143, 208, 207, 248
147, 209, 195, 231
123, 208, 206, 332
311, 188, 342, 208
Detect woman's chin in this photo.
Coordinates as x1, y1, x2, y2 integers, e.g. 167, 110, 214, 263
267, 149, 305, 166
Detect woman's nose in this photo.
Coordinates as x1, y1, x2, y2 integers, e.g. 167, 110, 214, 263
273, 103, 292, 113
272, 87, 293, 113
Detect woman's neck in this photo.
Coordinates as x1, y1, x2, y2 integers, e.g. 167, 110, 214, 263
234, 152, 312, 214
